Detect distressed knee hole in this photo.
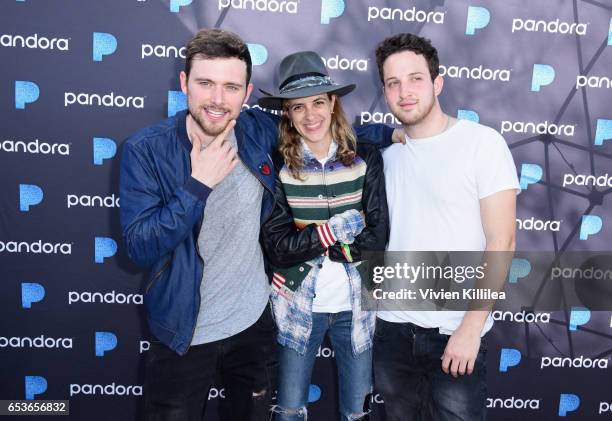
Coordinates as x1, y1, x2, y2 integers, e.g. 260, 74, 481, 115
252, 388, 268, 400
346, 392, 372, 420
270, 404, 308, 419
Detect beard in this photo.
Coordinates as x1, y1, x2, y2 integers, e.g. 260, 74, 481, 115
188, 103, 235, 138
393, 89, 436, 127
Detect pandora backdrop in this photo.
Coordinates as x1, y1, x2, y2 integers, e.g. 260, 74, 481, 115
1, 0, 612, 420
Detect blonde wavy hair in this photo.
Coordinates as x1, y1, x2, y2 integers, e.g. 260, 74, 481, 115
278, 94, 357, 180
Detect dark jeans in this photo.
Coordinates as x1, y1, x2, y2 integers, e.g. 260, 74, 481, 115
373, 318, 487, 421
144, 305, 278, 421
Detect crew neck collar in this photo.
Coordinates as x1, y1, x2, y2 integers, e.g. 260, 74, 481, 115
404, 118, 464, 145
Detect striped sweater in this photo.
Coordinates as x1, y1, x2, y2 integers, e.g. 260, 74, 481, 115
280, 144, 366, 230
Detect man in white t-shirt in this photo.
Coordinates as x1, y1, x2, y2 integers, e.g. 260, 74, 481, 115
372, 33, 520, 421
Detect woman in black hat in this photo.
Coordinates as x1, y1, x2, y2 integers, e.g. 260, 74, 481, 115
260, 51, 389, 421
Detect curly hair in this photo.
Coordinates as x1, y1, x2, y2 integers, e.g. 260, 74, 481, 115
278, 94, 356, 180
375, 33, 439, 83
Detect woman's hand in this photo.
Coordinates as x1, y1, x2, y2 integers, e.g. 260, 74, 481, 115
326, 209, 365, 244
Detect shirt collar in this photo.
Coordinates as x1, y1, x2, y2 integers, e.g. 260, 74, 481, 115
301, 139, 337, 162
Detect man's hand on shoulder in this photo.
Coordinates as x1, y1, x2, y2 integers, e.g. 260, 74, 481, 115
392, 128, 406, 144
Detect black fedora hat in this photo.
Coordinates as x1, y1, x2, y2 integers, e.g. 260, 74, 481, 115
258, 51, 355, 110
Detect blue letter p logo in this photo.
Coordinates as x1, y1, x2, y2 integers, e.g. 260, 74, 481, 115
93, 137, 117, 165
95, 237, 117, 263
19, 184, 43, 212
308, 384, 322, 403
25, 376, 47, 400
465, 6, 490, 35
95, 331, 118, 356
22, 283, 45, 309
569, 307, 591, 331
247, 44, 268, 66
15, 81, 40, 109
508, 258, 531, 284
531, 64, 555, 92
168, 91, 187, 117
93, 32, 117, 62
594, 119, 612, 146
579, 214, 602, 240
170, 0, 192, 12
559, 393, 580, 416
457, 109, 480, 123
499, 348, 521, 372
519, 163, 542, 190
321, 0, 344, 24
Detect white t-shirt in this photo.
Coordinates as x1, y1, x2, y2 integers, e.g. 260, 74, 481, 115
312, 256, 352, 313
312, 155, 351, 313
378, 119, 520, 335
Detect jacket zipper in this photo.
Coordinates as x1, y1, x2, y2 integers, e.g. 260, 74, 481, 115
186, 133, 205, 353
184, 141, 205, 354
186, 222, 205, 354
145, 258, 170, 293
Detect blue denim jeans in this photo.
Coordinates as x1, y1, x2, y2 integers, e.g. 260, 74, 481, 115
272, 311, 372, 421
373, 318, 487, 421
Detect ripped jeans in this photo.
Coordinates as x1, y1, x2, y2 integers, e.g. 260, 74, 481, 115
144, 305, 278, 421
271, 311, 372, 421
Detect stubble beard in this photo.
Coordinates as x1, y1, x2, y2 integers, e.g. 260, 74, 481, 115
393, 90, 436, 127
188, 104, 232, 138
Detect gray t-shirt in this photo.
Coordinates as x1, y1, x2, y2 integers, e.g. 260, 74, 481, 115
190, 130, 270, 345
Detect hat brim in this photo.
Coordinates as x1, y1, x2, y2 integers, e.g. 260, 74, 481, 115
257, 83, 356, 110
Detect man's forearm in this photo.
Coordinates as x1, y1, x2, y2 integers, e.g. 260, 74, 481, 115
458, 233, 516, 333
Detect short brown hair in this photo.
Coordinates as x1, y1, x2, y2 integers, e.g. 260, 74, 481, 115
185, 28, 252, 84
375, 33, 439, 83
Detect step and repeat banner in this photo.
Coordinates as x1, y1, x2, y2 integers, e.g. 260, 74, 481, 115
2, 0, 612, 419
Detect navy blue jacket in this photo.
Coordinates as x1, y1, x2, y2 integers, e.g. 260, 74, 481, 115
119, 108, 392, 355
